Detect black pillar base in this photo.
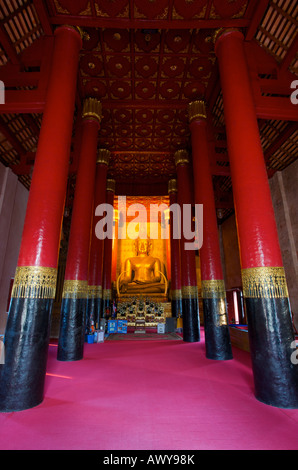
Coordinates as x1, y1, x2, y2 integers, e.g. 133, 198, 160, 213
246, 296, 298, 408
102, 298, 111, 319
57, 297, 86, 361
86, 297, 102, 332
0, 297, 53, 412
171, 298, 182, 318
182, 297, 200, 342
203, 298, 233, 360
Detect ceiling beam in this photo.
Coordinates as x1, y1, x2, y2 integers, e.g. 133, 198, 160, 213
279, 33, 298, 74
264, 121, 298, 163
0, 22, 20, 65
245, 0, 270, 41
255, 96, 298, 121
49, 15, 250, 30
0, 118, 27, 157
32, 0, 53, 36
0, 89, 46, 114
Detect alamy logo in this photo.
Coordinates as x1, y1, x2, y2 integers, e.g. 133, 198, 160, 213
94, 196, 203, 251
0, 80, 4, 105
290, 80, 298, 105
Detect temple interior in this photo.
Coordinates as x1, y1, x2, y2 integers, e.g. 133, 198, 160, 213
0, 0, 297, 452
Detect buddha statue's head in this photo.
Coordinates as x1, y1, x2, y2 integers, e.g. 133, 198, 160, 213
135, 238, 152, 256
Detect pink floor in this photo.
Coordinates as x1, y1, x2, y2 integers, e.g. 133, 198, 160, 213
1, 329, 298, 450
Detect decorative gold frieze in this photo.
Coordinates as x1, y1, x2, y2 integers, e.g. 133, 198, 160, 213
82, 97, 102, 124
201, 280, 226, 299
241, 267, 289, 299
174, 149, 189, 167
103, 289, 112, 300
12, 266, 57, 300
181, 285, 198, 299
168, 179, 177, 194
188, 100, 207, 123
87, 285, 102, 299
171, 289, 182, 300
97, 149, 110, 165
106, 179, 116, 193
62, 280, 88, 299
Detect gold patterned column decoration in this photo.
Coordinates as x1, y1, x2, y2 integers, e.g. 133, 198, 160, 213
171, 289, 182, 301
103, 289, 112, 301
106, 178, 116, 193
82, 97, 102, 124
97, 148, 110, 165
62, 280, 88, 299
181, 285, 199, 299
188, 100, 207, 123
241, 267, 289, 299
174, 149, 189, 167
201, 280, 226, 299
11, 266, 58, 300
87, 285, 102, 299
168, 178, 177, 194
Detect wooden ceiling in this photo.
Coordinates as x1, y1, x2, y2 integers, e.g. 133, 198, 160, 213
0, 0, 297, 223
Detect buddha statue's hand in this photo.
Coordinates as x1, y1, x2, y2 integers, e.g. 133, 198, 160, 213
120, 281, 128, 292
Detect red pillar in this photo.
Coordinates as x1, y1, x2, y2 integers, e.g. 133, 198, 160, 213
175, 150, 200, 342
86, 149, 110, 331
188, 100, 232, 360
57, 98, 102, 361
168, 179, 182, 318
215, 28, 298, 407
102, 179, 116, 318
0, 25, 82, 412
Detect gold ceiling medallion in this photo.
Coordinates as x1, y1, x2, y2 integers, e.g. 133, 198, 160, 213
241, 267, 289, 299
82, 97, 102, 124
188, 100, 207, 123
174, 149, 189, 167
12, 266, 58, 300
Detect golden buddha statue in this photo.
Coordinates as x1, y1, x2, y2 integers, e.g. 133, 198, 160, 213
118, 239, 167, 295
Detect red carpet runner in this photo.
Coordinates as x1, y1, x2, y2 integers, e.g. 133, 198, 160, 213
0, 329, 298, 450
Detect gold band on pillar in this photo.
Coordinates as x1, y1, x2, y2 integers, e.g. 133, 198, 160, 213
168, 179, 177, 194
171, 289, 182, 300
188, 100, 207, 123
106, 179, 116, 193
62, 280, 88, 299
97, 149, 110, 165
241, 267, 289, 299
174, 149, 189, 167
82, 97, 102, 124
103, 288, 112, 301
181, 285, 198, 299
11, 266, 58, 300
87, 285, 102, 299
201, 280, 226, 299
